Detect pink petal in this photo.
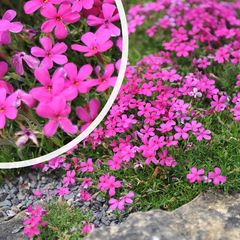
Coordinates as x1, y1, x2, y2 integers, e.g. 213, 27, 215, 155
3, 10, 16, 21
24, 0, 42, 14
81, 32, 95, 46
55, 22, 68, 39
0, 61, 8, 78
102, 3, 116, 19
60, 118, 78, 134
40, 36, 53, 51
34, 68, 51, 86
52, 54, 68, 65
31, 47, 46, 57
5, 106, 17, 120
41, 4, 57, 18
40, 57, 53, 69
0, 115, 6, 129
87, 15, 104, 26
0, 88, 7, 104
0, 31, 11, 45
77, 64, 93, 80
44, 120, 59, 137
51, 42, 67, 54
0, 20, 10, 31
83, 0, 94, 9
64, 63, 78, 81
96, 29, 111, 45
89, 99, 100, 119
36, 103, 55, 118
62, 12, 80, 23
76, 106, 92, 123
58, 3, 71, 16
71, 44, 89, 53
41, 20, 55, 33
99, 40, 113, 53
8, 22, 23, 33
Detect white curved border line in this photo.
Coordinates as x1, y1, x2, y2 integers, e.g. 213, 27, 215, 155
0, 0, 128, 169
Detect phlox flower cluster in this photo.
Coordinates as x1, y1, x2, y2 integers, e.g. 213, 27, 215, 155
23, 204, 46, 238
187, 167, 226, 185
0, 0, 121, 158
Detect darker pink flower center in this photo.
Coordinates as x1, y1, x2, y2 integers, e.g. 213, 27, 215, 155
0, 107, 5, 114
56, 16, 62, 22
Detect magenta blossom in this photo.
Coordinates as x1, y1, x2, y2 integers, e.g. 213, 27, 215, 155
186, 167, 205, 183
63, 170, 76, 186
24, 0, 63, 14
30, 67, 76, 103
94, 64, 117, 92
31, 36, 68, 69
87, 3, 120, 36
36, 97, 78, 137
0, 89, 18, 129
41, 3, 80, 39
82, 223, 94, 235
72, 0, 94, 12
15, 125, 39, 148
56, 187, 70, 197
71, 29, 113, 57
76, 98, 101, 131
0, 61, 13, 94
0, 10, 23, 45
64, 63, 98, 97
12, 52, 40, 75
80, 158, 94, 173
208, 167, 226, 185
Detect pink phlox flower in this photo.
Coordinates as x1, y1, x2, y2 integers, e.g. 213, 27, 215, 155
194, 127, 211, 141
24, 0, 63, 14
80, 158, 94, 173
82, 223, 94, 235
81, 177, 93, 189
31, 36, 68, 69
64, 63, 98, 96
72, 0, 94, 12
210, 95, 227, 112
187, 167, 205, 183
80, 190, 92, 201
108, 154, 123, 170
71, 29, 113, 57
48, 156, 65, 169
174, 126, 189, 140
87, 3, 120, 36
214, 46, 230, 64
31, 67, 75, 103
98, 173, 121, 196
11, 89, 36, 108
41, 3, 80, 39
109, 198, 125, 211
12, 52, 40, 75
208, 167, 226, 185
63, 170, 76, 186
0, 10, 23, 45
36, 96, 78, 137
15, 125, 39, 148
56, 187, 70, 197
